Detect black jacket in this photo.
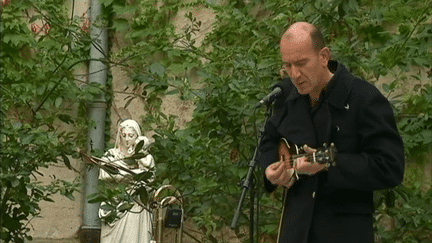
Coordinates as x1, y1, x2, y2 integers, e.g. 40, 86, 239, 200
258, 61, 404, 243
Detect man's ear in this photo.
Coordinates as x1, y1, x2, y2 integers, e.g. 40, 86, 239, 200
319, 47, 331, 67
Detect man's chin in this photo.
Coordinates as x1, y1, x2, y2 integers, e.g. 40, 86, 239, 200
296, 88, 309, 95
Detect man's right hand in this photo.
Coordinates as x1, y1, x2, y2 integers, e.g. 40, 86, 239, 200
265, 160, 296, 188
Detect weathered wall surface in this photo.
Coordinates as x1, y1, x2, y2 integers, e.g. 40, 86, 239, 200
27, 163, 83, 241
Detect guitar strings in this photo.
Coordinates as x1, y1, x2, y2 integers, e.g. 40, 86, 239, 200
283, 153, 320, 165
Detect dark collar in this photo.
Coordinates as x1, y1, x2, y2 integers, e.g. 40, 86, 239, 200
325, 61, 354, 110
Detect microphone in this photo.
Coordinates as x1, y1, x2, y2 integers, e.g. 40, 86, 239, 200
255, 86, 283, 108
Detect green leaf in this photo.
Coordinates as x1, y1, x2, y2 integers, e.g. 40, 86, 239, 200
382, 83, 390, 93
166, 89, 180, 95
420, 130, 432, 144
3, 34, 34, 46
11, 178, 20, 187
3, 214, 21, 232
100, 0, 115, 7
87, 195, 107, 204
127, 153, 147, 160
112, 4, 138, 15
398, 24, 411, 36
57, 114, 74, 124
113, 18, 129, 31
133, 171, 153, 182
55, 97, 63, 108
21, 134, 33, 145
135, 140, 144, 154
62, 154, 72, 170
118, 203, 133, 212
134, 187, 149, 204
168, 64, 185, 74
65, 192, 75, 201
102, 164, 120, 175
150, 62, 166, 77
44, 197, 55, 203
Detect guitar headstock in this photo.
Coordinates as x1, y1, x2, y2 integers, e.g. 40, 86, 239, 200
314, 143, 337, 166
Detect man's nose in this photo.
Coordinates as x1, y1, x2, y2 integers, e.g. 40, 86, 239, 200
290, 66, 301, 79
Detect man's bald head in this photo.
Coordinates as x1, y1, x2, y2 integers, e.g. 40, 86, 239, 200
281, 22, 326, 53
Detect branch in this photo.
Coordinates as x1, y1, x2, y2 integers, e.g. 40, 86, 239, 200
80, 152, 136, 176
0, 86, 35, 114
33, 57, 112, 114
33, 55, 68, 114
392, 5, 431, 64
182, 228, 204, 243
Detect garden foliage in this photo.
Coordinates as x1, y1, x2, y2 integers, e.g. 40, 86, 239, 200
1, 0, 431, 242
1, 0, 96, 241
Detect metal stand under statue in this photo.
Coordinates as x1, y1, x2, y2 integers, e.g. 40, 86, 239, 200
151, 185, 184, 243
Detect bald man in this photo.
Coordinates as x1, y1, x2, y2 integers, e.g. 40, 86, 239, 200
258, 22, 404, 243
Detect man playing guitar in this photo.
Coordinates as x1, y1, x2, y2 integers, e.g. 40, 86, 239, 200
258, 22, 404, 243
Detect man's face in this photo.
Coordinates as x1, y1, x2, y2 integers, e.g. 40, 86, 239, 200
280, 35, 326, 96
120, 127, 138, 149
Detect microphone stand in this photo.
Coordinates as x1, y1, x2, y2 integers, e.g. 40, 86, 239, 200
231, 104, 272, 243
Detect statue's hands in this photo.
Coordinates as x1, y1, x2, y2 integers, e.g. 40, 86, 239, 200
294, 145, 327, 175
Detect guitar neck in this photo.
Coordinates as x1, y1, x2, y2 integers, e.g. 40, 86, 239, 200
279, 139, 337, 166
289, 151, 331, 165
290, 153, 316, 165
291, 153, 317, 160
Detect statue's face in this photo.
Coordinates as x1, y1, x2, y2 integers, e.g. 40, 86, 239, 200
120, 127, 138, 149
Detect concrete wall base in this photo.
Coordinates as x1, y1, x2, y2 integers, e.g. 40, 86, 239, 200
78, 228, 101, 243
25, 239, 80, 243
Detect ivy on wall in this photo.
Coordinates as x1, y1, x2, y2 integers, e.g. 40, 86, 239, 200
1, 0, 431, 242
1, 0, 99, 242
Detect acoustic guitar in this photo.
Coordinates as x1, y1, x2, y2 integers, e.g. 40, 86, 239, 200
276, 138, 337, 242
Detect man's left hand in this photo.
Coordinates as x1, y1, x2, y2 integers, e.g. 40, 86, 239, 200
294, 145, 327, 175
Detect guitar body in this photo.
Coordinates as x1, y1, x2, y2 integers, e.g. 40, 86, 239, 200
275, 138, 337, 243
277, 137, 302, 170
276, 138, 302, 243
276, 187, 288, 243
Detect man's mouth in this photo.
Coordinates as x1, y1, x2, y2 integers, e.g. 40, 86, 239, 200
297, 81, 305, 87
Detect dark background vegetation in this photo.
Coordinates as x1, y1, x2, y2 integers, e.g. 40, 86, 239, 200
1, 0, 431, 242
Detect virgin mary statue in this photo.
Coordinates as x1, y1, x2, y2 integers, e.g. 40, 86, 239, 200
98, 119, 155, 243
